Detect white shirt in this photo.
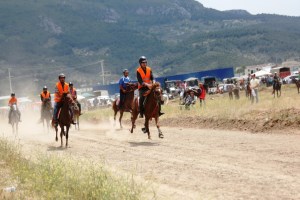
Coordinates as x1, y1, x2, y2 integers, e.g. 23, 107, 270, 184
250, 78, 259, 89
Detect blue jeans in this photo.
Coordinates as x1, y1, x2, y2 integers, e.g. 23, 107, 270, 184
53, 102, 62, 121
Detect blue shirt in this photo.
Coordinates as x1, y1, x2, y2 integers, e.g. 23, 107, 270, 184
119, 76, 131, 89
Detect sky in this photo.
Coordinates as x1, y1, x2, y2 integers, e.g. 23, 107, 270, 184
197, 0, 300, 16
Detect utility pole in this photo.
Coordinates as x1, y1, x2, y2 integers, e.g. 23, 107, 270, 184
99, 60, 111, 85
8, 68, 13, 93
100, 60, 105, 85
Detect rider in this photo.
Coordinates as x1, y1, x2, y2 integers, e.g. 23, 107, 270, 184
8, 93, 21, 124
136, 56, 164, 118
39, 86, 52, 122
118, 69, 131, 110
69, 82, 82, 115
52, 73, 75, 126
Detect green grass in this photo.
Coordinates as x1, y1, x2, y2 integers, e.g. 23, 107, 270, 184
0, 138, 142, 200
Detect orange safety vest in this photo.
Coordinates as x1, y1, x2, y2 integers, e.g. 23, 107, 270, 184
70, 87, 77, 99
8, 97, 17, 106
41, 91, 50, 99
137, 66, 151, 89
54, 82, 69, 102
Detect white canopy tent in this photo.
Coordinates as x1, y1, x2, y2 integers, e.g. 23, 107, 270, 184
253, 70, 271, 77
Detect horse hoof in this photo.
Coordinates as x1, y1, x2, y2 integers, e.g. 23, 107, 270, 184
55, 138, 58, 142
148, 136, 152, 140
159, 134, 164, 139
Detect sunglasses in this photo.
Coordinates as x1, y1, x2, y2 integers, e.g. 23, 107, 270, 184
141, 61, 147, 64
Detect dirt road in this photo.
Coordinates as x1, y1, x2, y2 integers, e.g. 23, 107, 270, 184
1, 117, 300, 200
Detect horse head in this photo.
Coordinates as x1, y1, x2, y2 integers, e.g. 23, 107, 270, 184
152, 82, 163, 100
125, 82, 138, 92
62, 93, 78, 110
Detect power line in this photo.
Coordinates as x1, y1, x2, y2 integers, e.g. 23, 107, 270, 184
0, 60, 104, 81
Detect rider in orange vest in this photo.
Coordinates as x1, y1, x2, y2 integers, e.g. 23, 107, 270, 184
52, 73, 75, 125
8, 92, 21, 124
69, 82, 82, 115
39, 86, 52, 122
136, 56, 164, 118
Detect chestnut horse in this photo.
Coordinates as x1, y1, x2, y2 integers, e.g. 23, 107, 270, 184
53, 93, 78, 147
130, 82, 164, 139
112, 83, 138, 129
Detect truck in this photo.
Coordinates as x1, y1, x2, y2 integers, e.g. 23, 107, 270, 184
200, 76, 217, 94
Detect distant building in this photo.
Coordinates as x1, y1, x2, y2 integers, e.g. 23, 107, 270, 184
244, 63, 276, 75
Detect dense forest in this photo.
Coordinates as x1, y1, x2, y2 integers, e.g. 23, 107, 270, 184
0, 0, 300, 95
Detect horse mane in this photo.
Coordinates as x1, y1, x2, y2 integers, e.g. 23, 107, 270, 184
143, 82, 160, 96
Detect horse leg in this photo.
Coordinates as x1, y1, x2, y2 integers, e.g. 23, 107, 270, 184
12, 123, 14, 134
16, 123, 18, 135
119, 110, 123, 129
77, 115, 79, 130
55, 126, 58, 141
46, 120, 49, 133
113, 110, 117, 127
145, 118, 151, 140
155, 117, 164, 139
66, 125, 70, 147
60, 126, 64, 147
130, 111, 137, 133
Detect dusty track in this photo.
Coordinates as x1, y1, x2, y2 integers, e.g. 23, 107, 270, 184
1, 116, 300, 200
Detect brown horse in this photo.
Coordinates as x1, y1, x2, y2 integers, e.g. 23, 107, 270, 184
272, 80, 281, 98
293, 78, 300, 93
72, 101, 80, 130
245, 82, 252, 99
53, 93, 77, 147
41, 99, 52, 132
112, 83, 138, 129
130, 82, 164, 140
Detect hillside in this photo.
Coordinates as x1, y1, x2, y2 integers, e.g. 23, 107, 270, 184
0, 0, 300, 95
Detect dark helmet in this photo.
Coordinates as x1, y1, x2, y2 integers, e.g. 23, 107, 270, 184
43, 86, 47, 90
123, 69, 129, 73
58, 73, 65, 78
69, 82, 73, 86
11, 92, 15, 96
139, 56, 147, 64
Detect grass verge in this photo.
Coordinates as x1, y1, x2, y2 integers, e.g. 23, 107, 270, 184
0, 138, 142, 200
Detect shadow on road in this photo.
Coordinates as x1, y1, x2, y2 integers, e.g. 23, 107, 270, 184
128, 141, 160, 147
47, 145, 68, 151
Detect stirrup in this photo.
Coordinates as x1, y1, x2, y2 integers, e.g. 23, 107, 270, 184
159, 112, 164, 116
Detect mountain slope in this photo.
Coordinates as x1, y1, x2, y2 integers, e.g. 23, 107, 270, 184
0, 0, 300, 95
